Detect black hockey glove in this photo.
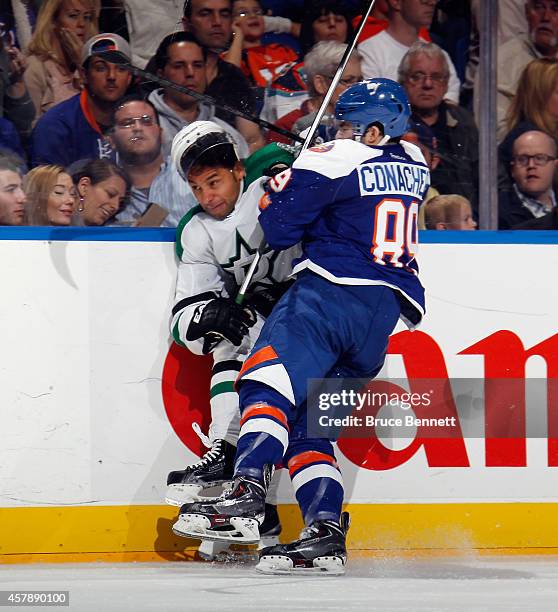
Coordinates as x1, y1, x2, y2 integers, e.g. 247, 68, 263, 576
245, 280, 294, 318
186, 298, 257, 348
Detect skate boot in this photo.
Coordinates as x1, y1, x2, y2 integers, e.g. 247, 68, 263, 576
259, 503, 282, 549
165, 438, 236, 506
256, 511, 350, 575
172, 466, 271, 545
196, 503, 282, 561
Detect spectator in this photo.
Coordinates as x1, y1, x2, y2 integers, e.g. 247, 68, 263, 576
358, 0, 461, 104
423, 194, 477, 230
0, 35, 35, 147
499, 130, 558, 229
298, 0, 354, 56
148, 32, 249, 158
224, 0, 298, 88
71, 158, 130, 225
290, 41, 361, 140
24, 0, 99, 123
0, 116, 26, 161
0, 155, 26, 225
119, 0, 183, 67
489, 0, 558, 140
107, 95, 198, 226
400, 119, 440, 228
30, 33, 133, 168
499, 58, 558, 186
24, 164, 76, 225
350, 0, 390, 43
399, 41, 479, 209
182, 0, 265, 150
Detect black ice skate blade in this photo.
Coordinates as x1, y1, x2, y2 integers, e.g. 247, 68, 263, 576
255, 555, 346, 576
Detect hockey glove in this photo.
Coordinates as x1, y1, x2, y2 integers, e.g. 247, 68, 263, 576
245, 280, 294, 318
186, 298, 257, 348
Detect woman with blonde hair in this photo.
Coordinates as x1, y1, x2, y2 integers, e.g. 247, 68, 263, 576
24, 0, 99, 123
500, 58, 558, 183
24, 164, 76, 225
506, 58, 558, 137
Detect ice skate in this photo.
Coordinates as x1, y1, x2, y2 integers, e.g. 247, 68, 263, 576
195, 504, 282, 561
256, 511, 350, 575
165, 438, 236, 506
172, 467, 271, 544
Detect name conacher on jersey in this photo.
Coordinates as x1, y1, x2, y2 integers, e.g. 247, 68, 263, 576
357, 161, 429, 198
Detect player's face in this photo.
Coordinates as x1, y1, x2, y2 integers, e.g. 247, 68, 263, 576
511, 132, 558, 198
56, 0, 94, 42
84, 57, 132, 102
111, 101, 162, 161
79, 175, 127, 225
402, 53, 448, 111
160, 42, 207, 108
526, 0, 558, 53
183, 0, 233, 51
46, 172, 76, 225
398, 0, 436, 29
0, 169, 26, 225
188, 162, 245, 219
312, 12, 348, 44
232, 0, 265, 41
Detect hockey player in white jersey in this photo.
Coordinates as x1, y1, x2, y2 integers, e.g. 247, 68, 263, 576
165, 120, 299, 557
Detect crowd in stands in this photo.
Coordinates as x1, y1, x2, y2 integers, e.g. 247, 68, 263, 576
0, 0, 557, 230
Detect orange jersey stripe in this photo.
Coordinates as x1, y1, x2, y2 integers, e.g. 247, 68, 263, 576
287, 451, 337, 476
238, 345, 278, 379
240, 404, 289, 429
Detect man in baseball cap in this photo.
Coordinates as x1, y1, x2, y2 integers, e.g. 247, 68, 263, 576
30, 33, 133, 168
80, 33, 132, 67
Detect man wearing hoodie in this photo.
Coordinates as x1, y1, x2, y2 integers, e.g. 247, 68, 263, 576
148, 32, 250, 159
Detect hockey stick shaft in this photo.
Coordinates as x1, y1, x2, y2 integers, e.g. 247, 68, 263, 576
99, 55, 305, 144
235, 0, 377, 304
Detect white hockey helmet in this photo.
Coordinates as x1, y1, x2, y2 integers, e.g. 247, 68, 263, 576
171, 120, 238, 181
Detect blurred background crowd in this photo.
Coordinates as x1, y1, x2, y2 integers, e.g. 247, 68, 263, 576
0, 0, 555, 230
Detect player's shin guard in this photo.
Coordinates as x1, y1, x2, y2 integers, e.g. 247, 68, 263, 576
234, 381, 292, 479
287, 449, 344, 525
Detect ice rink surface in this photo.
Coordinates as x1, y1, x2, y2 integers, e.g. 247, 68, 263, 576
2, 555, 558, 611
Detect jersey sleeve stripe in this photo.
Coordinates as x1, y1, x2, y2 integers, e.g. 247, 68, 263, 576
175, 204, 203, 259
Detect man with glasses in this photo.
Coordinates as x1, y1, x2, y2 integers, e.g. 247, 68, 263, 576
108, 95, 198, 226
399, 41, 479, 212
30, 34, 133, 168
499, 129, 558, 228
271, 41, 362, 143
357, 0, 460, 103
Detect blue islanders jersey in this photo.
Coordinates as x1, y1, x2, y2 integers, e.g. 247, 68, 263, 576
257, 138, 430, 327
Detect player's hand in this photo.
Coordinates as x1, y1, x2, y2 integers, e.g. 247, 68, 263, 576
186, 298, 256, 347
245, 280, 294, 318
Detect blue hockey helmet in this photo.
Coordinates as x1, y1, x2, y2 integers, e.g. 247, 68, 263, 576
335, 78, 411, 139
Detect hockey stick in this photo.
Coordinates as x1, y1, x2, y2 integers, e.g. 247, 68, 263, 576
234, 0, 378, 305
96, 51, 305, 144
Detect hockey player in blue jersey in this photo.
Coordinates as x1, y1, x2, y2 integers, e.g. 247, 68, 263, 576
174, 78, 430, 575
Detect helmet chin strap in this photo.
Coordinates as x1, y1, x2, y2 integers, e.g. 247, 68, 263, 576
378, 135, 390, 145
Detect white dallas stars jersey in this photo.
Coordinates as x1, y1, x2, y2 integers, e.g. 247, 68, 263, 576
171, 177, 300, 353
